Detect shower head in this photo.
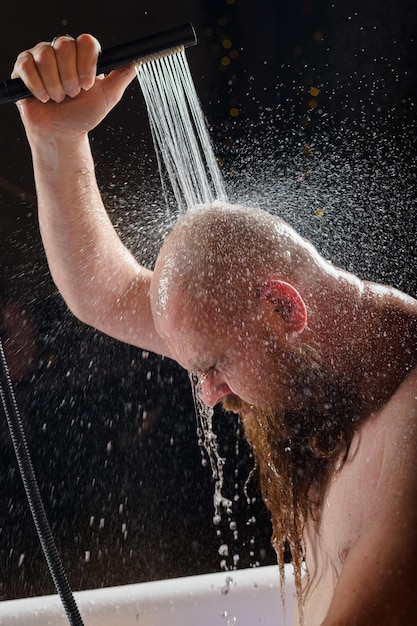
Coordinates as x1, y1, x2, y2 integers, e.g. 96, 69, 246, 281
0, 22, 197, 105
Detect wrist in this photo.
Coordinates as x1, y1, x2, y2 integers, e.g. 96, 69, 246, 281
29, 131, 93, 175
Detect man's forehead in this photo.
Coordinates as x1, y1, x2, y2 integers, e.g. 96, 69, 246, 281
170, 321, 227, 370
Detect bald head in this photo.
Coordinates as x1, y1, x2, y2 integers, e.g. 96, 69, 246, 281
150, 202, 324, 330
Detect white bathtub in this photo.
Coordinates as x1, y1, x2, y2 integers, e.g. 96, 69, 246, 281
0, 564, 296, 625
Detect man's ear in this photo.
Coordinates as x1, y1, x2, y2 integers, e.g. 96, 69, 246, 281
257, 279, 307, 333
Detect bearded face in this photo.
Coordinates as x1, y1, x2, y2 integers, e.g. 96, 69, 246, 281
218, 339, 362, 617
222, 340, 362, 501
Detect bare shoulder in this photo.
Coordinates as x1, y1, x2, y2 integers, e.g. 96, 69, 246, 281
379, 365, 417, 474
320, 367, 417, 624
368, 365, 417, 530
321, 365, 417, 542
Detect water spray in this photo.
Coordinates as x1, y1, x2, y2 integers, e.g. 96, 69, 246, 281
0, 21, 198, 626
0, 22, 196, 104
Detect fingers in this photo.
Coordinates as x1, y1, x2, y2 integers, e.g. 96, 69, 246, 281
48, 36, 80, 99
75, 34, 101, 91
11, 34, 101, 103
12, 44, 54, 103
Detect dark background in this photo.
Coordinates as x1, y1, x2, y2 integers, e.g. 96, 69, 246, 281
0, 0, 416, 601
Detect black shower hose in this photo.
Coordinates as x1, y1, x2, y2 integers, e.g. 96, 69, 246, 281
0, 339, 85, 626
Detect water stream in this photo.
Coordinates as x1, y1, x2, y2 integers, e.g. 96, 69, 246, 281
136, 49, 227, 213
137, 48, 238, 575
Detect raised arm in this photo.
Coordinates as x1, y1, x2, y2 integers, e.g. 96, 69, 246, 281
12, 34, 171, 357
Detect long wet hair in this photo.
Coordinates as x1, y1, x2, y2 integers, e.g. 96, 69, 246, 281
224, 342, 362, 624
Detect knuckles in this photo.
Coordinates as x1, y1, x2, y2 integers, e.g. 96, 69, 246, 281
75, 33, 102, 55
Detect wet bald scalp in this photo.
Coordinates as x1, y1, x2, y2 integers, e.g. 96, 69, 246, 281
151, 202, 323, 326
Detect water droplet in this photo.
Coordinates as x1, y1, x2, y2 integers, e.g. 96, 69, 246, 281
218, 543, 229, 556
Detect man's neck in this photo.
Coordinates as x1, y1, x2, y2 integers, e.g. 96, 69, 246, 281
358, 283, 417, 414
312, 277, 417, 418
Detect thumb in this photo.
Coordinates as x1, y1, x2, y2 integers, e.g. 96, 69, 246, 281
99, 65, 139, 106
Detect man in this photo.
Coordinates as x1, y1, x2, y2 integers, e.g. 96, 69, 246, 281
12, 35, 417, 624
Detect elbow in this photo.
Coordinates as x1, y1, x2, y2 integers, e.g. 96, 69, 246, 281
57, 291, 102, 330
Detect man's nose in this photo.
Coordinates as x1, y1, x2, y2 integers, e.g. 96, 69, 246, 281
200, 369, 232, 407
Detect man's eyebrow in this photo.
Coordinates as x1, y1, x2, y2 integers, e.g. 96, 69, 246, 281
192, 354, 228, 374
190, 362, 211, 374
189, 357, 218, 374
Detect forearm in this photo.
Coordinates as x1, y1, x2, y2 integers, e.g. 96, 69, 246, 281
30, 131, 144, 327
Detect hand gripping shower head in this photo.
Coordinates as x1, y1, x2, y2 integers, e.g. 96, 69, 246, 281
0, 22, 197, 104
